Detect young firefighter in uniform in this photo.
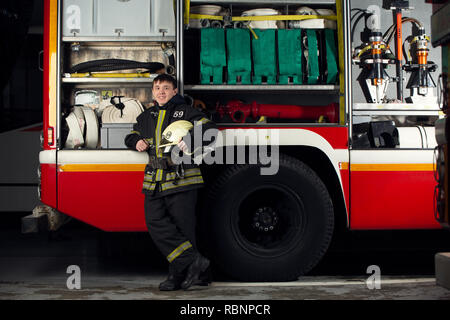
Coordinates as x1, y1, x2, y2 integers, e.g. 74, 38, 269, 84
125, 74, 217, 291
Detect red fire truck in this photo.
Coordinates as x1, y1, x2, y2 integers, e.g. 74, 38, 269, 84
29, 0, 443, 281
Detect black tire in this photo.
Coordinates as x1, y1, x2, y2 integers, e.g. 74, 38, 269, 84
206, 154, 334, 281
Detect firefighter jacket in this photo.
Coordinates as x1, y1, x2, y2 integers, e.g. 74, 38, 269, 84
125, 94, 217, 198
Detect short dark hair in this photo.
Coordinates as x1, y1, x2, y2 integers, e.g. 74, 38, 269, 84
153, 74, 177, 89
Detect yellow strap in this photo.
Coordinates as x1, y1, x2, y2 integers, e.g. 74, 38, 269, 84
357, 45, 372, 58
248, 25, 258, 39
188, 14, 336, 22
189, 13, 224, 21
357, 44, 388, 58
256, 116, 266, 123
69, 73, 151, 78
410, 35, 430, 44
184, 0, 190, 25
232, 15, 337, 22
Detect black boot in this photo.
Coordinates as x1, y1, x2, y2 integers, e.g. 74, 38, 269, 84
159, 271, 185, 291
181, 253, 210, 290
197, 266, 212, 286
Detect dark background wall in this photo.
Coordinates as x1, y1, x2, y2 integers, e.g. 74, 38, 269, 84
0, 0, 43, 133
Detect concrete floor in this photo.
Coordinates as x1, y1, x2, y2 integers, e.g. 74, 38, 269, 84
1, 213, 450, 300
0, 264, 448, 300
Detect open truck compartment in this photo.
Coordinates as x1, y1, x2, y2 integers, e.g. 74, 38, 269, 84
58, 0, 440, 152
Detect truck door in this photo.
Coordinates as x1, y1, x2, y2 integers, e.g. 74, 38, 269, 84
348, 0, 441, 229
350, 148, 440, 229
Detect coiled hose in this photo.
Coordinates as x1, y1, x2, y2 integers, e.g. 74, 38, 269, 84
69, 59, 165, 73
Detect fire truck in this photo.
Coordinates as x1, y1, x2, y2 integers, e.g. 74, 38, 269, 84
27, 0, 443, 281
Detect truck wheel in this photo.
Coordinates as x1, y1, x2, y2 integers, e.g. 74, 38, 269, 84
206, 154, 334, 281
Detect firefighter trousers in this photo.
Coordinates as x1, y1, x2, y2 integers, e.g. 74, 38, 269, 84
144, 189, 199, 274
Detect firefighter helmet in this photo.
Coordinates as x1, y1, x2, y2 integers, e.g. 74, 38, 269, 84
159, 120, 193, 148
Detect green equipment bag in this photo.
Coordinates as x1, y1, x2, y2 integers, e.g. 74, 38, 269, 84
278, 29, 303, 84
200, 28, 227, 84
252, 29, 277, 84
324, 29, 338, 84
226, 29, 252, 84
306, 29, 319, 84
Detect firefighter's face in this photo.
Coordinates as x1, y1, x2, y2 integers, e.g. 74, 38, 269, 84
152, 81, 178, 106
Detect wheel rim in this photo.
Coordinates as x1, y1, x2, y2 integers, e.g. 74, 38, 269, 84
231, 184, 307, 258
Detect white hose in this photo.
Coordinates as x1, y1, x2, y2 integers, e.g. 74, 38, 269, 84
189, 5, 225, 29
101, 98, 144, 124
65, 106, 85, 148
242, 8, 280, 29
66, 98, 144, 149
66, 106, 101, 149
289, 7, 337, 30
81, 106, 99, 149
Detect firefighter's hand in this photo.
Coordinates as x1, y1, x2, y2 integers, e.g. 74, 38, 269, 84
136, 139, 149, 152
177, 140, 189, 153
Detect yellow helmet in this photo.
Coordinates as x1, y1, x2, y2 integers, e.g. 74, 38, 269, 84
159, 120, 193, 148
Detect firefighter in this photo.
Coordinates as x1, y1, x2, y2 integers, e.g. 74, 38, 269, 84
125, 74, 217, 291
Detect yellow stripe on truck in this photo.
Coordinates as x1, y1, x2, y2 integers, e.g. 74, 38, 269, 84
58, 164, 145, 172
49, 0, 58, 128
350, 163, 434, 172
